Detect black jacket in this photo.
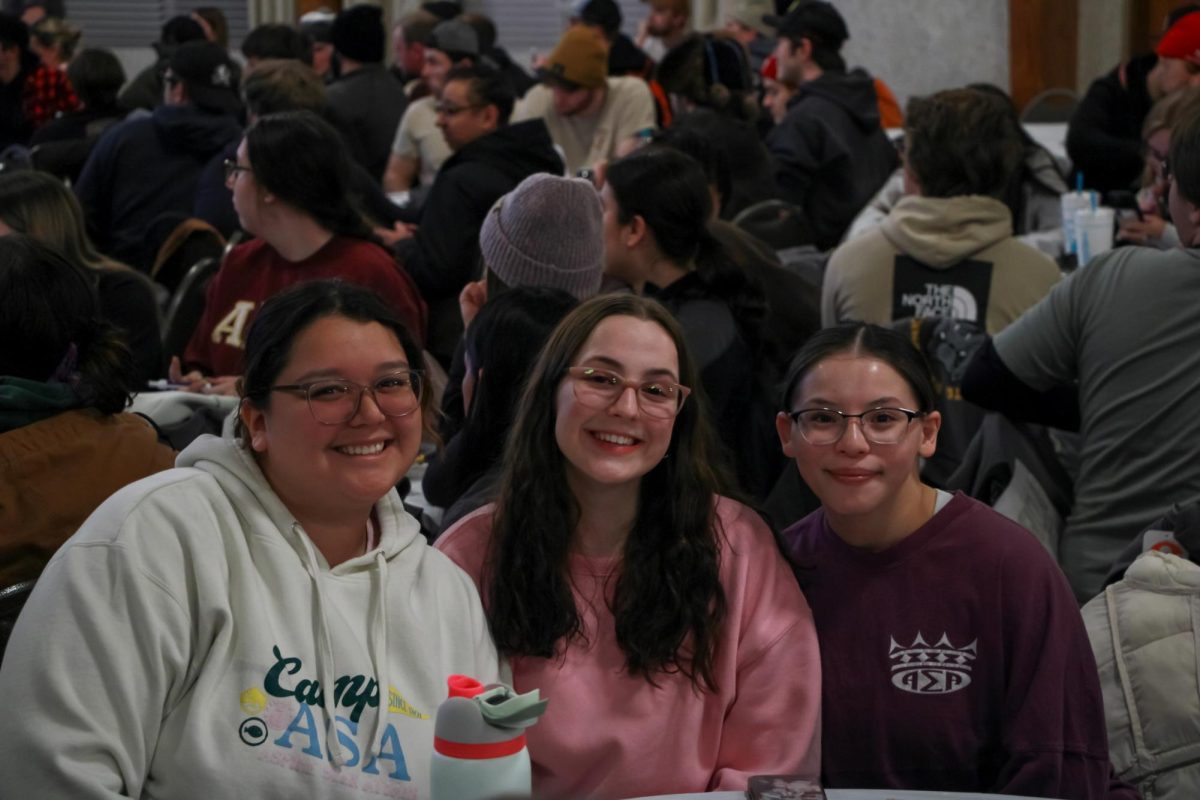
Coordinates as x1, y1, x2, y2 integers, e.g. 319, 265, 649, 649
325, 64, 409, 181
766, 68, 898, 250
74, 104, 242, 269
1066, 52, 1156, 195
396, 119, 562, 362
398, 119, 562, 302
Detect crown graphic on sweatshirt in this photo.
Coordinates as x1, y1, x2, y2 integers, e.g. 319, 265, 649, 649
888, 632, 977, 695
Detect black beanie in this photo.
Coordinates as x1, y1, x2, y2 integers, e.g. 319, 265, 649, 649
331, 5, 385, 63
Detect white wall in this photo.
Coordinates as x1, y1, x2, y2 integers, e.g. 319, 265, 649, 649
834, 0, 1010, 107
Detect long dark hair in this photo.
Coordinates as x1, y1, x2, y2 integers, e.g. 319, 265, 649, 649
0, 236, 137, 414
606, 146, 766, 357
245, 110, 375, 240
450, 286, 578, 500
485, 294, 729, 691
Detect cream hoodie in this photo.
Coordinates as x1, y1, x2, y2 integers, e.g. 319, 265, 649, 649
0, 434, 500, 799
823, 194, 1061, 335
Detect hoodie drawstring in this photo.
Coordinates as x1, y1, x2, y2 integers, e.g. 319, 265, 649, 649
289, 522, 349, 767
286, 522, 393, 768
366, 551, 390, 762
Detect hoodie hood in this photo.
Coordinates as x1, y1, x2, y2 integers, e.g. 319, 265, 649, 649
176, 434, 423, 571
880, 194, 1014, 269
152, 103, 242, 160
792, 68, 881, 132
176, 434, 422, 765
448, 118, 564, 182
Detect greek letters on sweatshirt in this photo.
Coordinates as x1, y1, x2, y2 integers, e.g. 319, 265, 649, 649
783, 492, 1134, 800
0, 434, 500, 799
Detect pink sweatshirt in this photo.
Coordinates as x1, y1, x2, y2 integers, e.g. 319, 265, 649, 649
436, 496, 821, 799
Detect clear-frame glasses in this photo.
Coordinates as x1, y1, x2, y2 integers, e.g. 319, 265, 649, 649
566, 366, 690, 420
271, 370, 424, 425
223, 158, 252, 183
787, 407, 923, 446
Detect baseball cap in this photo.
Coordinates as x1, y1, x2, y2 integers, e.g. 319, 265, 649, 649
430, 18, 479, 57
168, 40, 240, 115
764, 0, 849, 48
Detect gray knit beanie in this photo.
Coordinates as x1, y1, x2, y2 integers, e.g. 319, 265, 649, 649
479, 173, 604, 299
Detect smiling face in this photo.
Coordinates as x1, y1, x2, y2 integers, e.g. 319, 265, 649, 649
777, 353, 939, 534
421, 48, 453, 93
554, 315, 680, 497
241, 314, 423, 521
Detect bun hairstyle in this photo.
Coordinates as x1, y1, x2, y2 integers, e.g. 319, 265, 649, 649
0, 236, 137, 415
655, 32, 757, 121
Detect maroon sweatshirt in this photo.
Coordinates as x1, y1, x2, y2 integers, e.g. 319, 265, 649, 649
184, 236, 427, 376
783, 492, 1138, 799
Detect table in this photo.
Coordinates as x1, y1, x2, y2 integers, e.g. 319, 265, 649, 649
626, 791, 1057, 800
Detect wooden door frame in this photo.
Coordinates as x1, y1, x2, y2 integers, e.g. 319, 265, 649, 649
1009, 0, 1079, 111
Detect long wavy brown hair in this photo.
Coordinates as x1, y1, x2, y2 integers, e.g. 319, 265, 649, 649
484, 293, 732, 691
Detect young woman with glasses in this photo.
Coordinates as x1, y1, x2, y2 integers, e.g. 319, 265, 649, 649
170, 110, 426, 396
776, 323, 1134, 799
436, 293, 821, 799
0, 280, 501, 798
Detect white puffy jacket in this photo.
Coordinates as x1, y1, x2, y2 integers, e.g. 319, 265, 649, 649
1083, 551, 1200, 800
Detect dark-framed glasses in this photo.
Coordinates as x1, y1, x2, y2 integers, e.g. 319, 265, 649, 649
566, 366, 690, 420
223, 158, 252, 182
787, 407, 923, 445
434, 102, 482, 117
271, 370, 424, 425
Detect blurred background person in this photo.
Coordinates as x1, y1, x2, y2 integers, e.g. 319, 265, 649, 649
29, 47, 127, 182
0, 171, 162, 383
0, 235, 174, 588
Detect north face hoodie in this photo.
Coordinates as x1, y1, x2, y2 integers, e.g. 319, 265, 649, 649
822, 194, 1061, 334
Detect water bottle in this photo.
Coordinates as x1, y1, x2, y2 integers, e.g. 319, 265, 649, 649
429, 675, 549, 800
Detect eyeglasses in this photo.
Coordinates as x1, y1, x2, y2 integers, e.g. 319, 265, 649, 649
223, 158, 252, 183
271, 370, 424, 425
566, 366, 690, 420
786, 407, 923, 446
1162, 156, 1173, 183
434, 102, 482, 117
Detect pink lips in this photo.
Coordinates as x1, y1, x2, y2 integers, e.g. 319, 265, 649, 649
827, 469, 877, 484
588, 430, 642, 452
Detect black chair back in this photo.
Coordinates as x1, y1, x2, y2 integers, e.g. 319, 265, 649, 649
0, 579, 37, 664
161, 256, 221, 361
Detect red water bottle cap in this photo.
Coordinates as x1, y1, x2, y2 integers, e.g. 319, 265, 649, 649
446, 674, 485, 699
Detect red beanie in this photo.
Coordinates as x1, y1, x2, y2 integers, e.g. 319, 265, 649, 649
1158, 12, 1200, 60
762, 53, 778, 81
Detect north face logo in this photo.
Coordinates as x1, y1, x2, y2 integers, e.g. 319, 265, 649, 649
889, 632, 976, 695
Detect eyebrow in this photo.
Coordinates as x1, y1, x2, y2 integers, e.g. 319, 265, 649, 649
291, 361, 411, 383
580, 355, 680, 382
801, 396, 908, 408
